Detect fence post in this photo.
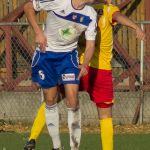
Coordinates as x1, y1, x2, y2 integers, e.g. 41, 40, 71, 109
139, 23, 144, 124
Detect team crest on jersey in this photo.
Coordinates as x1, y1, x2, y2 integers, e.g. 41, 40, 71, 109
38, 70, 45, 80
72, 15, 78, 20
62, 73, 75, 81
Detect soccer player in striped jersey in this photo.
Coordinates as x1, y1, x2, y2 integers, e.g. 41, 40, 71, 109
24, 0, 97, 150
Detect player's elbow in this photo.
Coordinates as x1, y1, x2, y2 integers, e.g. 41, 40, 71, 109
112, 12, 122, 22
24, 1, 33, 13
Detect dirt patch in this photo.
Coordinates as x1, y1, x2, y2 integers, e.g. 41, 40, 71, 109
0, 123, 29, 133
114, 124, 150, 134
1, 121, 150, 134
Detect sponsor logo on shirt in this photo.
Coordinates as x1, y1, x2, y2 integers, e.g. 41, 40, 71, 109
59, 26, 77, 41
62, 73, 75, 81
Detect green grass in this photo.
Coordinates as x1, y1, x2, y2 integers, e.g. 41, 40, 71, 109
0, 132, 150, 150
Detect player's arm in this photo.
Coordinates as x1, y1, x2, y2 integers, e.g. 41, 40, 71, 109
82, 40, 95, 67
78, 8, 97, 79
78, 40, 95, 79
24, 1, 47, 51
113, 12, 145, 40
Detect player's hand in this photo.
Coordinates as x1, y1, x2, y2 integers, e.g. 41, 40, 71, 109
77, 64, 88, 80
135, 27, 145, 41
35, 32, 47, 52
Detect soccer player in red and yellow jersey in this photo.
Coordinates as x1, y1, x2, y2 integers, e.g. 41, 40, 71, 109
79, 2, 145, 150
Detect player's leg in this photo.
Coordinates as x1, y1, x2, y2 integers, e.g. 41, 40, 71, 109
30, 50, 62, 150
88, 67, 114, 150
58, 49, 81, 150
29, 102, 45, 141
97, 70, 114, 150
98, 104, 113, 150
24, 88, 62, 150
24, 102, 45, 150
44, 87, 63, 150
24, 89, 64, 150
24, 51, 47, 150
65, 84, 81, 150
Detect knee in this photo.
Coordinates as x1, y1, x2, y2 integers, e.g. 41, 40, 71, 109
67, 96, 79, 109
43, 87, 58, 106
99, 113, 112, 120
45, 96, 57, 106
98, 107, 112, 120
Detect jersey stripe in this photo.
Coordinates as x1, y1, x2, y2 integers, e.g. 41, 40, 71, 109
39, 0, 55, 2
53, 11, 92, 26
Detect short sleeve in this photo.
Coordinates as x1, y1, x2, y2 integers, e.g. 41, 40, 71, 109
32, 0, 63, 11
107, 5, 120, 25
85, 8, 97, 41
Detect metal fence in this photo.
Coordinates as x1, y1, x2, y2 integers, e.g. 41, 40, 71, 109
112, 21, 150, 125
0, 22, 150, 127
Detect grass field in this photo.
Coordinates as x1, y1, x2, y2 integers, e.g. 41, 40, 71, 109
0, 132, 150, 150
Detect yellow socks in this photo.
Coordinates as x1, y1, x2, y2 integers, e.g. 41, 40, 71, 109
29, 102, 46, 140
100, 118, 113, 150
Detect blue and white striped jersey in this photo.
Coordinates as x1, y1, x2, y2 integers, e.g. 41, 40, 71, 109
32, 0, 97, 52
